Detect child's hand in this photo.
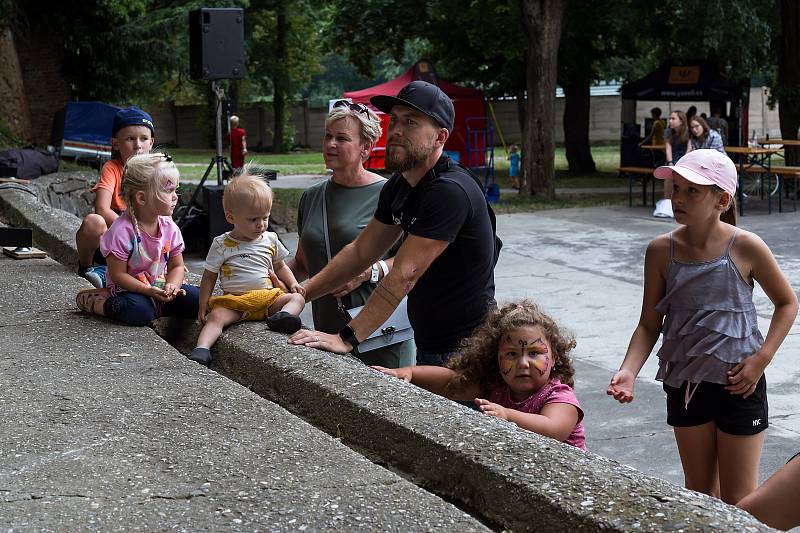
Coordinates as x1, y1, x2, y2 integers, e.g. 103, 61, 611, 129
198, 303, 209, 324
726, 351, 770, 398
607, 369, 636, 403
291, 283, 306, 296
268, 270, 288, 292
475, 398, 508, 420
162, 283, 186, 299
371, 366, 413, 382
147, 285, 170, 302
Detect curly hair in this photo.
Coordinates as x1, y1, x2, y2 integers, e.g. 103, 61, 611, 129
444, 300, 577, 396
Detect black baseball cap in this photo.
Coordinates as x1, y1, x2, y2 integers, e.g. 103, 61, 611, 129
371, 81, 455, 133
112, 106, 155, 137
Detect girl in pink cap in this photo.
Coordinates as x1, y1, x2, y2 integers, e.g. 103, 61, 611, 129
607, 149, 798, 504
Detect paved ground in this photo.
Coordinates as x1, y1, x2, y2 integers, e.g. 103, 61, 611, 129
186, 200, 800, 488
492, 205, 800, 487
0, 254, 488, 531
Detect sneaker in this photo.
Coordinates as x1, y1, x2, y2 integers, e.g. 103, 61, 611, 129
266, 311, 302, 334
188, 347, 212, 366
82, 265, 107, 289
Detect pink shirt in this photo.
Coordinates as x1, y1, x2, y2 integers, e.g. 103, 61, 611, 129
488, 378, 587, 451
100, 212, 185, 295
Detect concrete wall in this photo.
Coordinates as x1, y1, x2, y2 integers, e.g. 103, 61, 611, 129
149, 87, 781, 151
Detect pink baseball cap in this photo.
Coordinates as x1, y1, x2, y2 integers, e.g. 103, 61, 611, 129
653, 149, 738, 197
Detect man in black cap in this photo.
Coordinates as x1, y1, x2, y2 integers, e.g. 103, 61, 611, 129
289, 80, 498, 365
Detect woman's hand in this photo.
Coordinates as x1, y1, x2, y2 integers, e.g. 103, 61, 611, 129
288, 329, 351, 354
607, 369, 636, 403
371, 365, 413, 382
726, 351, 770, 398
331, 269, 370, 298
475, 398, 508, 420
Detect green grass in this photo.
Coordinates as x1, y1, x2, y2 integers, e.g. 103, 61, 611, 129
167, 148, 325, 181
491, 144, 625, 190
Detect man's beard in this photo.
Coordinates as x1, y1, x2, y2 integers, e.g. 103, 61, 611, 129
385, 137, 436, 173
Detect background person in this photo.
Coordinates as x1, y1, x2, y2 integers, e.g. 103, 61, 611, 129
689, 116, 725, 154
662, 110, 691, 199
286, 100, 415, 368
75, 106, 155, 288
639, 107, 666, 147
229, 115, 247, 170
707, 108, 729, 145
507, 144, 521, 189
737, 453, 800, 530
288, 81, 499, 366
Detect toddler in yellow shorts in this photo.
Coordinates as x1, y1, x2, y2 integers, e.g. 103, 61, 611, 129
190, 172, 305, 365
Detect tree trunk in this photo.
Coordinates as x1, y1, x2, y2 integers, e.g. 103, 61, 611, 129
0, 28, 32, 141
778, 0, 800, 166
563, 76, 596, 173
272, 5, 288, 153
521, 0, 565, 199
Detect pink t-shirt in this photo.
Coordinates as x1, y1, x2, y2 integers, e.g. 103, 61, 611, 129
488, 378, 587, 451
100, 212, 185, 295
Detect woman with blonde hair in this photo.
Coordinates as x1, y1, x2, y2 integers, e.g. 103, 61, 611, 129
286, 101, 415, 368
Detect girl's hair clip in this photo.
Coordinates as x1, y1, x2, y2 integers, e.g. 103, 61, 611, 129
162, 152, 173, 163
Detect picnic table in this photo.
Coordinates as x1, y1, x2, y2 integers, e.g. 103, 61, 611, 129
726, 146, 784, 215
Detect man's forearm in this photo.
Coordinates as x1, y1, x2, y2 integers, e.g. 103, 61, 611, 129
304, 241, 375, 301
348, 270, 413, 343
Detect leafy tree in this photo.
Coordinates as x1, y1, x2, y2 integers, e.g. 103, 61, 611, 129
247, 0, 324, 152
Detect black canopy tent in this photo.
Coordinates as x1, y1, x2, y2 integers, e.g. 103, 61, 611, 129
619, 61, 750, 165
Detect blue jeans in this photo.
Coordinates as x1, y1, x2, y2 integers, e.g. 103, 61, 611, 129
104, 284, 200, 326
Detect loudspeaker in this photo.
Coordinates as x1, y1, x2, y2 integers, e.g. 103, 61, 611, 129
189, 8, 245, 81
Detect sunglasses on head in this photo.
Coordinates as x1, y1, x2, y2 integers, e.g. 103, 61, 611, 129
332, 100, 369, 115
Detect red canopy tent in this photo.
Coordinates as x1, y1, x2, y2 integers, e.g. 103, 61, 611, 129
343, 61, 487, 169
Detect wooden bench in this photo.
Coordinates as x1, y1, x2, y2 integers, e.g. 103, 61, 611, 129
618, 166, 656, 207
736, 165, 800, 213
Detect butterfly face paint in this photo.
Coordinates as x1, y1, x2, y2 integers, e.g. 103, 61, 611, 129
497, 325, 553, 401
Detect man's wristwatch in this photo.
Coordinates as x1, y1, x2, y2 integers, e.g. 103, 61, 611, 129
338, 324, 360, 353
370, 263, 380, 283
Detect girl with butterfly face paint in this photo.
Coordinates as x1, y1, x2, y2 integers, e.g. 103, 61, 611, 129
374, 300, 586, 450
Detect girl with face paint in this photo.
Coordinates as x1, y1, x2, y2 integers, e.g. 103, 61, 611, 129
373, 300, 586, 450
75, 153, 200, 326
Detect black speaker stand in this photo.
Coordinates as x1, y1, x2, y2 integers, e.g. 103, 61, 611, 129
177, 81, 233, 230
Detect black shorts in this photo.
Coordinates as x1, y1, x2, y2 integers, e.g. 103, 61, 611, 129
664, 376, 768, 436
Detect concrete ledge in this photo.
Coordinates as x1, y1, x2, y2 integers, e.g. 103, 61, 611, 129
0, 185, 81, 269
155, 320, 773, 532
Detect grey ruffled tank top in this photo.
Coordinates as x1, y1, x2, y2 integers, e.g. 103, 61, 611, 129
655, 229, 764, 386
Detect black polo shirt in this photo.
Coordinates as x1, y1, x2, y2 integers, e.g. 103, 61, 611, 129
374, 156, 496, 353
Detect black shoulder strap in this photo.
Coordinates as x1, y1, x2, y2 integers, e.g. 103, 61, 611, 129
447, 160, 503, 265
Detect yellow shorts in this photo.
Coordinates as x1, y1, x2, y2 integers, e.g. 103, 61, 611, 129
208, 288, 285, 321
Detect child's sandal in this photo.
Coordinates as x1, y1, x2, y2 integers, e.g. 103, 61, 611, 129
76, 288, 110, 315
